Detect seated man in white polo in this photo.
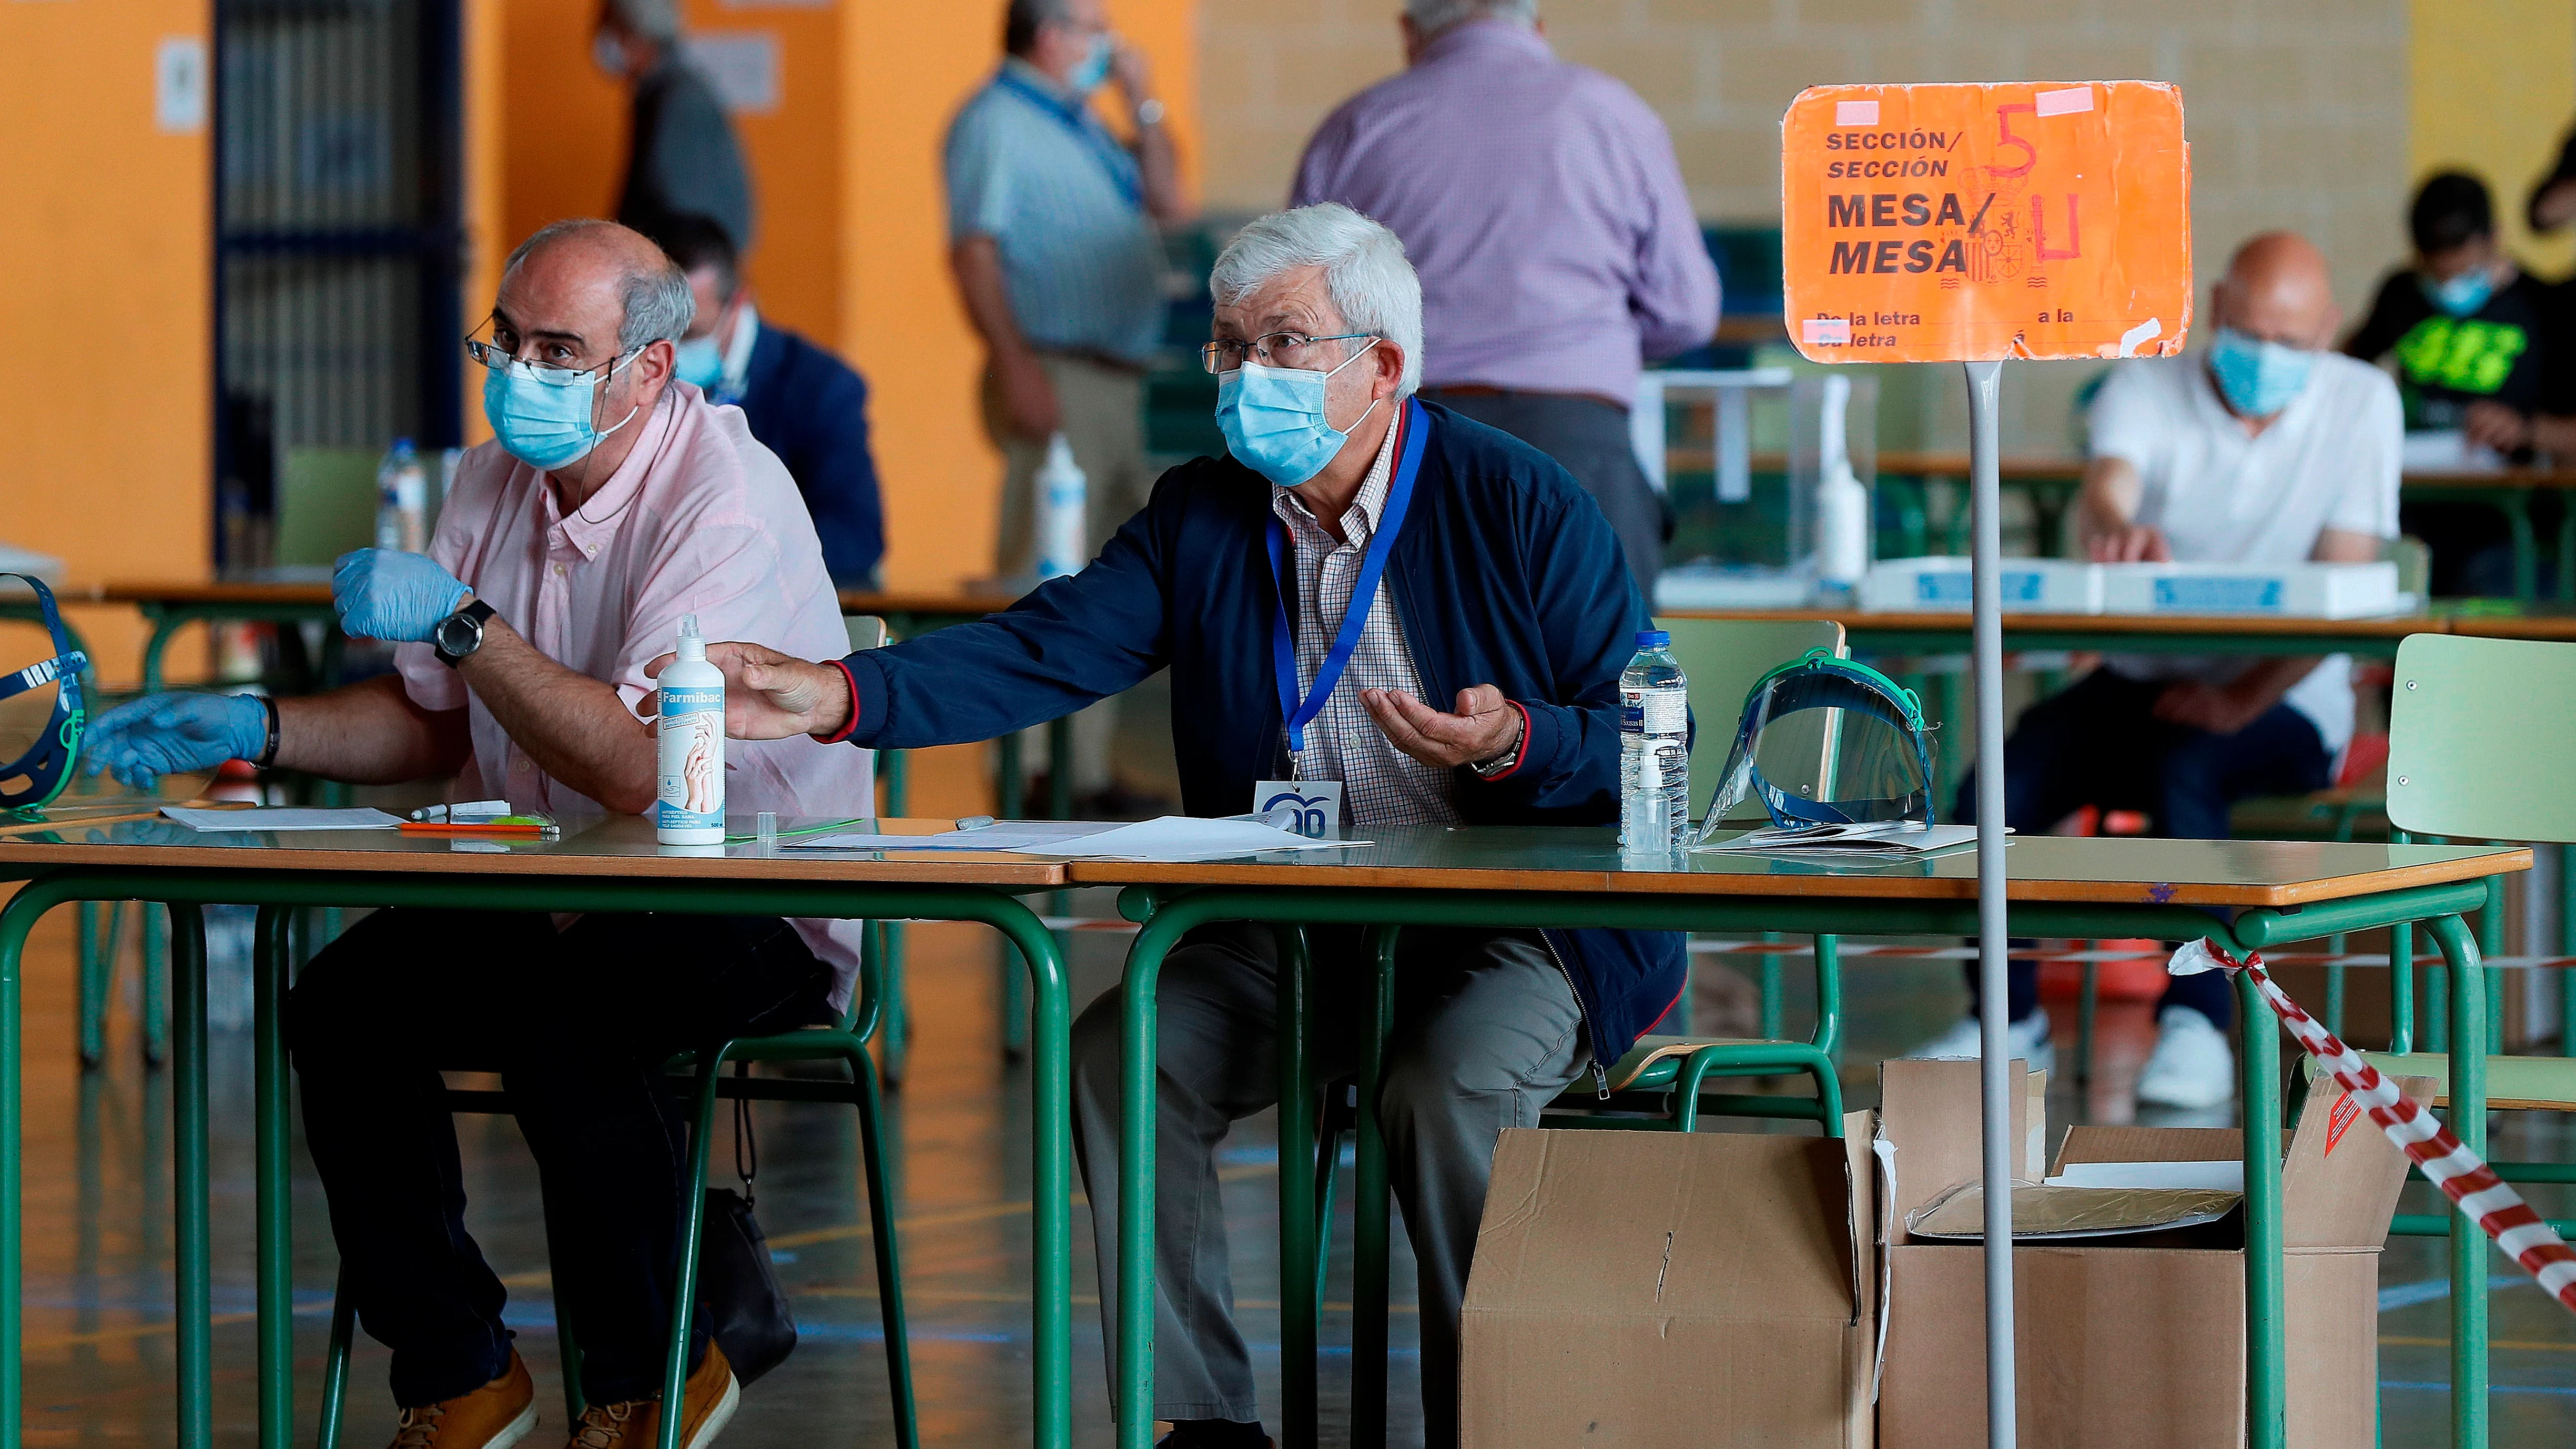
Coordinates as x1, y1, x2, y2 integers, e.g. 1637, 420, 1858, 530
1912, 231, 2401, 1111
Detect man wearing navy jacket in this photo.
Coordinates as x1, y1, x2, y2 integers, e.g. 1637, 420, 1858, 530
652, 214, 886, 586
668, 205, 1682, 1449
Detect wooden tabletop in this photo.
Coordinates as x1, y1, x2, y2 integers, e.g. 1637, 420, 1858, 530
1064, 827, 2528, 908
0, 813, 1068, 887
1856, 453, 2576, 490
83, 580, 1026, 621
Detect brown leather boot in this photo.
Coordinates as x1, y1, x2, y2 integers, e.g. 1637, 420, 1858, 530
565, 1341, 739, 1449
389, 1351, 537, 1449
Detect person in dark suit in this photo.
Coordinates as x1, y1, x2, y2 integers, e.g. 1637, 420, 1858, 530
651, 214, 885, 587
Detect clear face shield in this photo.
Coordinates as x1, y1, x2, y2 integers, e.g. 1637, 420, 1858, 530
1694, 651, 1937, 845
0, 574, 88, 813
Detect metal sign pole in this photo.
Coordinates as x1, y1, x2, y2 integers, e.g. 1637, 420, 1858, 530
1962, 358, 2017, 1449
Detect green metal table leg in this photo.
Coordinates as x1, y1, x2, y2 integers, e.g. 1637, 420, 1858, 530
140, 609, 181, 694
317, 1266, 354, 1449
1757, 930, 1782, 1041
999, 733, 1026, 820
255, 905, 294, 1449
2480, 877, 2504, 1056
884, 748, 909, 816
1813, 934, 1843, 1064
170, 904, 212, 1449
2325, 934, 2348, 1039
2392, 830, 2417, 1055
0, 887, 31, 1443
2431, 913, 2490, 1449
656, 1056, 729, 1449
2428, 949, 2450, 1053
76, 901, 105, 1070
1274, 927, 1318, 1449
144, 904, 168, 1068
2564, 843, 2575, 1056
1048, 716, 1073, 822
2236, 966, 2286, 1449
1351, 927, 1397, 1449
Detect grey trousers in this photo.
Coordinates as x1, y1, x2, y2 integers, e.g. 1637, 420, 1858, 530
1071, 922, 1588, 1448
1420, 387, 1666, 596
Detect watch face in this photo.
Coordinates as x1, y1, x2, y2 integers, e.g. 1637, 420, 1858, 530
437, 611, 477, 656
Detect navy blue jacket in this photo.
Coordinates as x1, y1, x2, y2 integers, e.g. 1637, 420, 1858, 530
735, 324, 886, 586
842, 400, 1687, 1072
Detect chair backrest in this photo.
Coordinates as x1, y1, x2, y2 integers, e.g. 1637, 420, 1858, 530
843, 614, 886, 798
2388, 633, 2576, 843
1655, 615, 1848, 820
275, 447, 384, 568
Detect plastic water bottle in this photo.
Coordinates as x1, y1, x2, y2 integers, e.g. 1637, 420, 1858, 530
655, 614, 726, 845
1034, 433, 1088, 580
376, 438, 428, 553
1619, 630, 1690, 856
1814, 374, 1870, 594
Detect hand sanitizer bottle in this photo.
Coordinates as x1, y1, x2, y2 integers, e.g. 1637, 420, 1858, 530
1034, 432, 1088, 581
655, 614, 726, 844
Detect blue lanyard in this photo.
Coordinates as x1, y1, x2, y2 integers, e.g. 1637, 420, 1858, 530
992, 69, 1143, 211
1265, 399, 1428, 754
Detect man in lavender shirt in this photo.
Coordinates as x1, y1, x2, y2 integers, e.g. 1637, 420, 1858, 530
1291, 0, 1719, 592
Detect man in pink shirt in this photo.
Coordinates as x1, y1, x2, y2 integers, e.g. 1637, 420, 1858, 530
83, 219, 866, 1449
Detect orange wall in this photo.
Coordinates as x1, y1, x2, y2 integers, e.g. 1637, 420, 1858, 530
495, 0, 1197, 592
0, 1, 213, 683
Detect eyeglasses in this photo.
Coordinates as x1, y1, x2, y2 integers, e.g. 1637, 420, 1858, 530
463, 326, 640, 388
1199, 332, 1376, 376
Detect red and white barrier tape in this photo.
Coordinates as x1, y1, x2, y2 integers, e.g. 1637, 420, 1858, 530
2168, 937, 2576, 1314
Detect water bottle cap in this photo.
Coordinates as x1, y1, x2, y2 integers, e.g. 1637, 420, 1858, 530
1636, 630, 1670, 649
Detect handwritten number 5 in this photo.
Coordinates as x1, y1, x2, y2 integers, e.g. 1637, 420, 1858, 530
1990, 103, 2036, 179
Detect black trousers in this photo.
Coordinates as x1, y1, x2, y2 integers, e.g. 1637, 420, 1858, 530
1421, 388, 1666, 593
1952, 668, 2334, 1027
285, 908, 836, 1408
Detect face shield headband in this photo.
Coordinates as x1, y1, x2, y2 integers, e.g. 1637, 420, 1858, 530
0, 573, 87, 812
1695, 650, 1935, 842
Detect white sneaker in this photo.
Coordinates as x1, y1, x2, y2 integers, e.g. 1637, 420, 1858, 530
2136, 1006, 2235, 1110
1905, 1009, 2056, 1075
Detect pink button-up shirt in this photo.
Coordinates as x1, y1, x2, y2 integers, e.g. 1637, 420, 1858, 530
397, 384, 875, 1007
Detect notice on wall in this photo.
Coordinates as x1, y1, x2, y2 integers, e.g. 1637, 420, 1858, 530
1780, 82, 2192, 364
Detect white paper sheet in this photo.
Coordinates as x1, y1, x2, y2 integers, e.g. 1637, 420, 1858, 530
1006, 816, 1370, 862
2043, 1160, 2244, 1193
783, 821, 1115, 853
161, 807, 403, 832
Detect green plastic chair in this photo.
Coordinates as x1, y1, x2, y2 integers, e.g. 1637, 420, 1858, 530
311, 918, 918, 1449
2331, 634, 2576, 1436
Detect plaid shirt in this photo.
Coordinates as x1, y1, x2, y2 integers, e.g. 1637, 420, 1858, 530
1269, 407, 1464, 828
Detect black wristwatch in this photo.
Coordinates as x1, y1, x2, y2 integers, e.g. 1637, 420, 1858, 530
433, 599, 498, 668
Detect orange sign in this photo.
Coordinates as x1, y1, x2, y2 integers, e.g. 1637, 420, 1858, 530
1781, 82, 2192, 363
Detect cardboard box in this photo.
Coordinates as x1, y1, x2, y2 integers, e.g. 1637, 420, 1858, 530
1876, 1060, 2430, 1449
1460, 1116, 1881, 1448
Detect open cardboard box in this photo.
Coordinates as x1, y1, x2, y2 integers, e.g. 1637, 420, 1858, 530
1460, 1112, 1882, 1448
1877, 1059, 2432, 1449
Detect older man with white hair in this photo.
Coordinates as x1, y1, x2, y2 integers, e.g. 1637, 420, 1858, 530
671, 203, 1684, 1449
84, 218, 868, 1449
1292, 0, 1718, 594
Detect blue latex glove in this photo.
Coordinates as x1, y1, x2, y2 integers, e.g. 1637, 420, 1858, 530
333, 549, 471, 644
82, 693, 267, 795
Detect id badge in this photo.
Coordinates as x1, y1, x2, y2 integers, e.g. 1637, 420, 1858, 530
1254, 779, 1343, 840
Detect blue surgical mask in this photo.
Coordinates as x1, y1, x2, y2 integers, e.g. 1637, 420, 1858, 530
2422, 267, 2496, 318
2206, 326, 2313, 419
482, 350, 643, 472
1069, 33, 1113, 94
1215, 342, 1381, 488
674, 334, 725, 390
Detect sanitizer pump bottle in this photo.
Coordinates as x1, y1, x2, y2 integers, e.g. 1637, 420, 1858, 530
655, 614, 726, 845
1034, 432, 1088, 581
